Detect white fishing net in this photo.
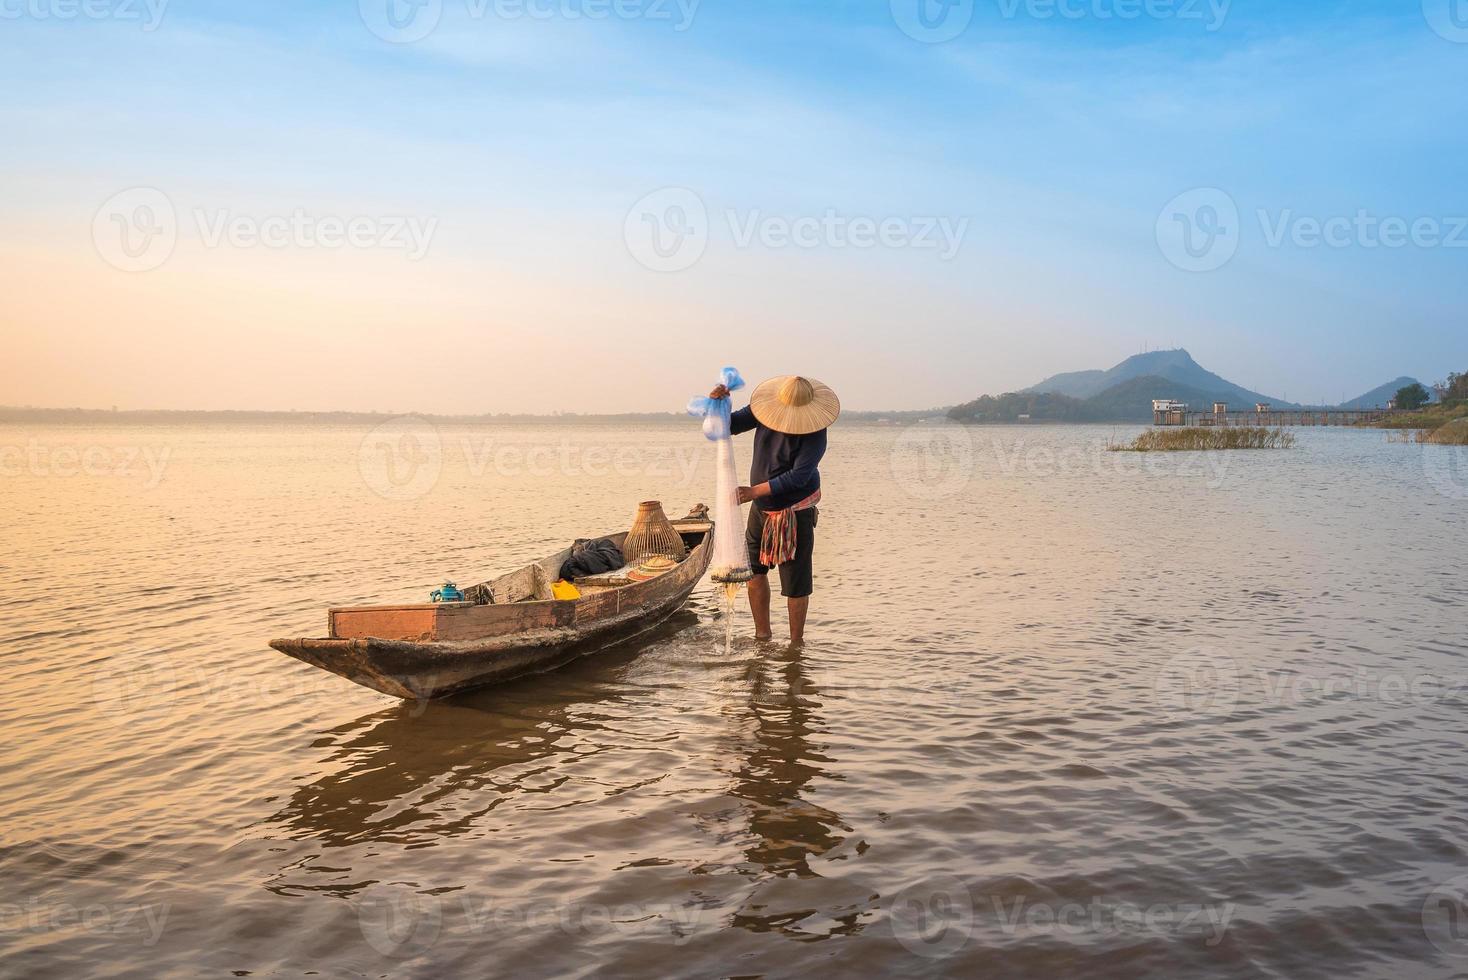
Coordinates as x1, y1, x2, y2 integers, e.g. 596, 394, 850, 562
688, 367, 752, 584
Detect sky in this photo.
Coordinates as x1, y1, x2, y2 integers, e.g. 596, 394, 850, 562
2, 0, 1466, 413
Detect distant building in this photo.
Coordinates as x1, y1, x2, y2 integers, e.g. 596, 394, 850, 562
1212, 401, 1228, 415
1153, 399, 1189, 426
1255, 403, 1271, 413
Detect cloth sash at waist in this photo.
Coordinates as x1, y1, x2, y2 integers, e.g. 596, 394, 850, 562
758, 489, 821, 567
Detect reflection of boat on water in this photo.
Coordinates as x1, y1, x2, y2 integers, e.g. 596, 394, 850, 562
260, 633, 681, 848
269, 511, 712, 700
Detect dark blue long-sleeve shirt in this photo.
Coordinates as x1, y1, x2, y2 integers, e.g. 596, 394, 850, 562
730, 406, 827, 512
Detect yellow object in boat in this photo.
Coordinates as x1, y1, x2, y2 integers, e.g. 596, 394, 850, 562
551, 579, 581, 600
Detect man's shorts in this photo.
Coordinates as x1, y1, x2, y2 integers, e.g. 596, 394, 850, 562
745, 505, 818, 598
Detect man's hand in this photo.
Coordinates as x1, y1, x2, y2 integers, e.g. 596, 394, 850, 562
710, 384, 729, 399
737, 484, 770, 504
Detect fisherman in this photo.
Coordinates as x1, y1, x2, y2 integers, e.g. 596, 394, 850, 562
709, 375, 839, 644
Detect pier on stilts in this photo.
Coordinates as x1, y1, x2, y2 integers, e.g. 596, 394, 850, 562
1151, 400, 1399, 427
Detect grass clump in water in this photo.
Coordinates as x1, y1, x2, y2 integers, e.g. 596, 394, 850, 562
1420, 418, 1468, 445
1109, 426, 1297, 452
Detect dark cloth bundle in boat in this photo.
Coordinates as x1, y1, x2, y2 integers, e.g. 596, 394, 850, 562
559, 537, 625, 581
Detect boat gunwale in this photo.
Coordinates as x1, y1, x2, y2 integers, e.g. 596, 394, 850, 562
323, 518, 713, 618
273, 519, 713, 653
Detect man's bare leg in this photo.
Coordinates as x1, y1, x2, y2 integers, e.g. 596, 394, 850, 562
748, 574, 773, 640
787, 596, 808, 645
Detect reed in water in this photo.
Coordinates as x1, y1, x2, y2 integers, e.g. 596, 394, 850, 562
1109, 427, 1297, 452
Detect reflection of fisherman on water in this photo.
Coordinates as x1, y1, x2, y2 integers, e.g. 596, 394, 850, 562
726, 643, 873, 940
731, 643, 847, 876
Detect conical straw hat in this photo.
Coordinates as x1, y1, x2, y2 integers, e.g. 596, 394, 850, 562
748, 376, 841, 435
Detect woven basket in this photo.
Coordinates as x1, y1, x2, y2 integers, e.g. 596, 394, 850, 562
624, 500, 686, 563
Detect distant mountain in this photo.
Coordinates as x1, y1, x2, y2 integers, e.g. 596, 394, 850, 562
1337, 377, 1430, 410
1025, 349, 1299, 408
951, 348, 1431, 424
1021, 368, 1107, 399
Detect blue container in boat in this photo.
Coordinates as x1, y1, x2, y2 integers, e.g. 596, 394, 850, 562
431, 581, 463, 603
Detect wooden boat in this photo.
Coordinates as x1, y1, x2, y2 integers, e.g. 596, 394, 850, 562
269, 507, 713, 700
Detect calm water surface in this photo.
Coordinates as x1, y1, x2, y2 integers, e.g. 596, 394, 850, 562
2, 420, 1467, 978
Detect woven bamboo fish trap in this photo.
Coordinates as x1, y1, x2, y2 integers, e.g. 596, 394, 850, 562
623, 500, 687, 564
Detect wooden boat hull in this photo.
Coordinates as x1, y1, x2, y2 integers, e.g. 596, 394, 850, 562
270, 517, 712, 700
